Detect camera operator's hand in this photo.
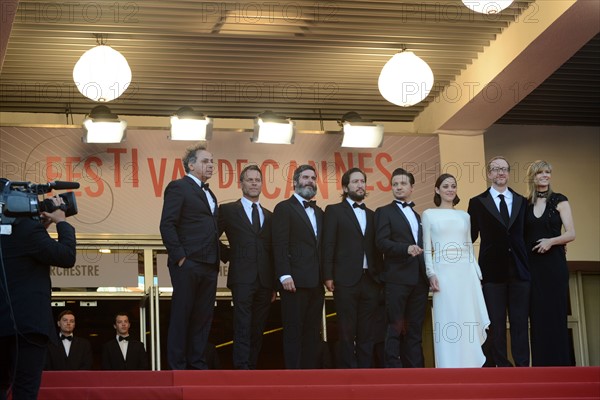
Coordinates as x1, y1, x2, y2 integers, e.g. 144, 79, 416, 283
40, 196, 67, 228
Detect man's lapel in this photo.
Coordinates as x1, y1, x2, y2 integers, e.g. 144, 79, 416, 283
290, 197, 317, 240
482, 189, 505, 226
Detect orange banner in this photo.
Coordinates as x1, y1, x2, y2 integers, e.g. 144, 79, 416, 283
1, 127, 440, 234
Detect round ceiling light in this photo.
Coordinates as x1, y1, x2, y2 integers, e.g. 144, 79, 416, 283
73, 45, 132, 102
461, 0, 514, 14
378, 51, 434, 107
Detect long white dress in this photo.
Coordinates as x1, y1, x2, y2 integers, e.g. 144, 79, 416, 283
422, 208, 490, 368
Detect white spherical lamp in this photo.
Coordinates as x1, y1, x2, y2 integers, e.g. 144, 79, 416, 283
378, 51, 434, 107
73, 45, 132, 102
461, 0, 514, 14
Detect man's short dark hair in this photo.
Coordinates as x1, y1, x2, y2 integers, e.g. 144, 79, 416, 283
391, 167, 415, 185
58, 310, 75, 321
114, 312, 130, 324
341, 168, 366, 199
292, 164, 316, 187
182, 143, 207, 173
240, 164, 262, 182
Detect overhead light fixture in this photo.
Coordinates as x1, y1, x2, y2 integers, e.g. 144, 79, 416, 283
461, 0, 513, 14
73, 35, 132, 102
339, 112, 384, 148
82, 105, 127, 143
170, 107, 213, 141
378, 49, 434, 107
251, 111, 295, 144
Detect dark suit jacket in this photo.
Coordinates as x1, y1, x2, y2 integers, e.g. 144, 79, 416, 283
0, 218, 76, 339
322, 200, 382, 286
218, 199, 274, 289
468, 187, 529, 283
45, 335, 93, 370
102, 337, 149, 370
374, 202, 426, 285
159, 175, 219, 266
272, 196, 323, 289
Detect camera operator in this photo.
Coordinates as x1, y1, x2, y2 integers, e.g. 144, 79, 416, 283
0, 194, 76, 400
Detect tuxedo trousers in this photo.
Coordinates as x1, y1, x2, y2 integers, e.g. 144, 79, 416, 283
168, 260, 218, 370
383, 276, 429, 368
334, 272, 380, 368
280, 286, 324, 369
231, 280, 272, 369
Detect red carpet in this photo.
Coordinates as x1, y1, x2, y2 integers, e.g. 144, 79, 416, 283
38, 367, 600, 400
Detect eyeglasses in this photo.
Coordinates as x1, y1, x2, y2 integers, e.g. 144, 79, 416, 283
490, 167, 509, 173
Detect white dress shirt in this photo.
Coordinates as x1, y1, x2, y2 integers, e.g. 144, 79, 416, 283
117, 335, 129, 359
293, 193, 317, 236
347, 198, 368, 269
187, 173, 215, 214
240, 196, 264, 227
280, 194, 318, 283
61, 334, 73, 356
489, 186, 513, 218
396, 200, 419, 243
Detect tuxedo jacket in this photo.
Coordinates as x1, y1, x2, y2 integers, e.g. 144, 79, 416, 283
0, 218, 76, 339
468, 187, 530, 283
160, 175, 220, 266
45, 335, 93, 370
322, 200, 382, 286
374, 202, 426, 285
102, 337, 149, 370
272, 196, 323, 289
218, 199, 274, 289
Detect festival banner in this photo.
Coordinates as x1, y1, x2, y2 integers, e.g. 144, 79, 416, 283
1, 127, 440, 235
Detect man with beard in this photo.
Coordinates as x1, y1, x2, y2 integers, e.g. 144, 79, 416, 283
322, 168, 382, 368
218, 165, 274, 369
272, 164, 324, 369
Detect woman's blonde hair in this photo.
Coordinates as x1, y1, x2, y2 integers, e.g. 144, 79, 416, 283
526, 160, 553, 204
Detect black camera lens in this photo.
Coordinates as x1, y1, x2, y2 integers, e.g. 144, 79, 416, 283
39, 192, 78, 217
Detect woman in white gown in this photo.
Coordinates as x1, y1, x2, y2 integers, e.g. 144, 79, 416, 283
423, 173, 490, 368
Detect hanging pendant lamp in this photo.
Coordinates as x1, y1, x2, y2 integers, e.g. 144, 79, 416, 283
73, 38, 132, 102
378, 50, 434, 107
461, 0, 514, 14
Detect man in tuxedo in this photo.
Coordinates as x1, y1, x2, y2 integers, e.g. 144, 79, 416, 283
0, 193, 76, 400
45, 310, 93, 370
159, 144, 219, 370
102, 312, 148, 370
468, 156, 530, 367
218, 165, 274, 370
322, 168, 382, 368
273, 164, 324, 369
375, 168, 429, 368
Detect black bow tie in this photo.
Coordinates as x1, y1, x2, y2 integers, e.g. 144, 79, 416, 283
303, 200, 316, 209
118, 336, 129, 342
353, 202, 366, 210
60, 334, 73, 341
201, 182, 209, 190
395, 200, 415, 208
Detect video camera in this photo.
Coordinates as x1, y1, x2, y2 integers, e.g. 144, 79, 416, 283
0, 179, 79, 227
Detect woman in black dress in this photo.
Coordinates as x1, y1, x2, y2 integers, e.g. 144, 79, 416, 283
525, 160, 576, 366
